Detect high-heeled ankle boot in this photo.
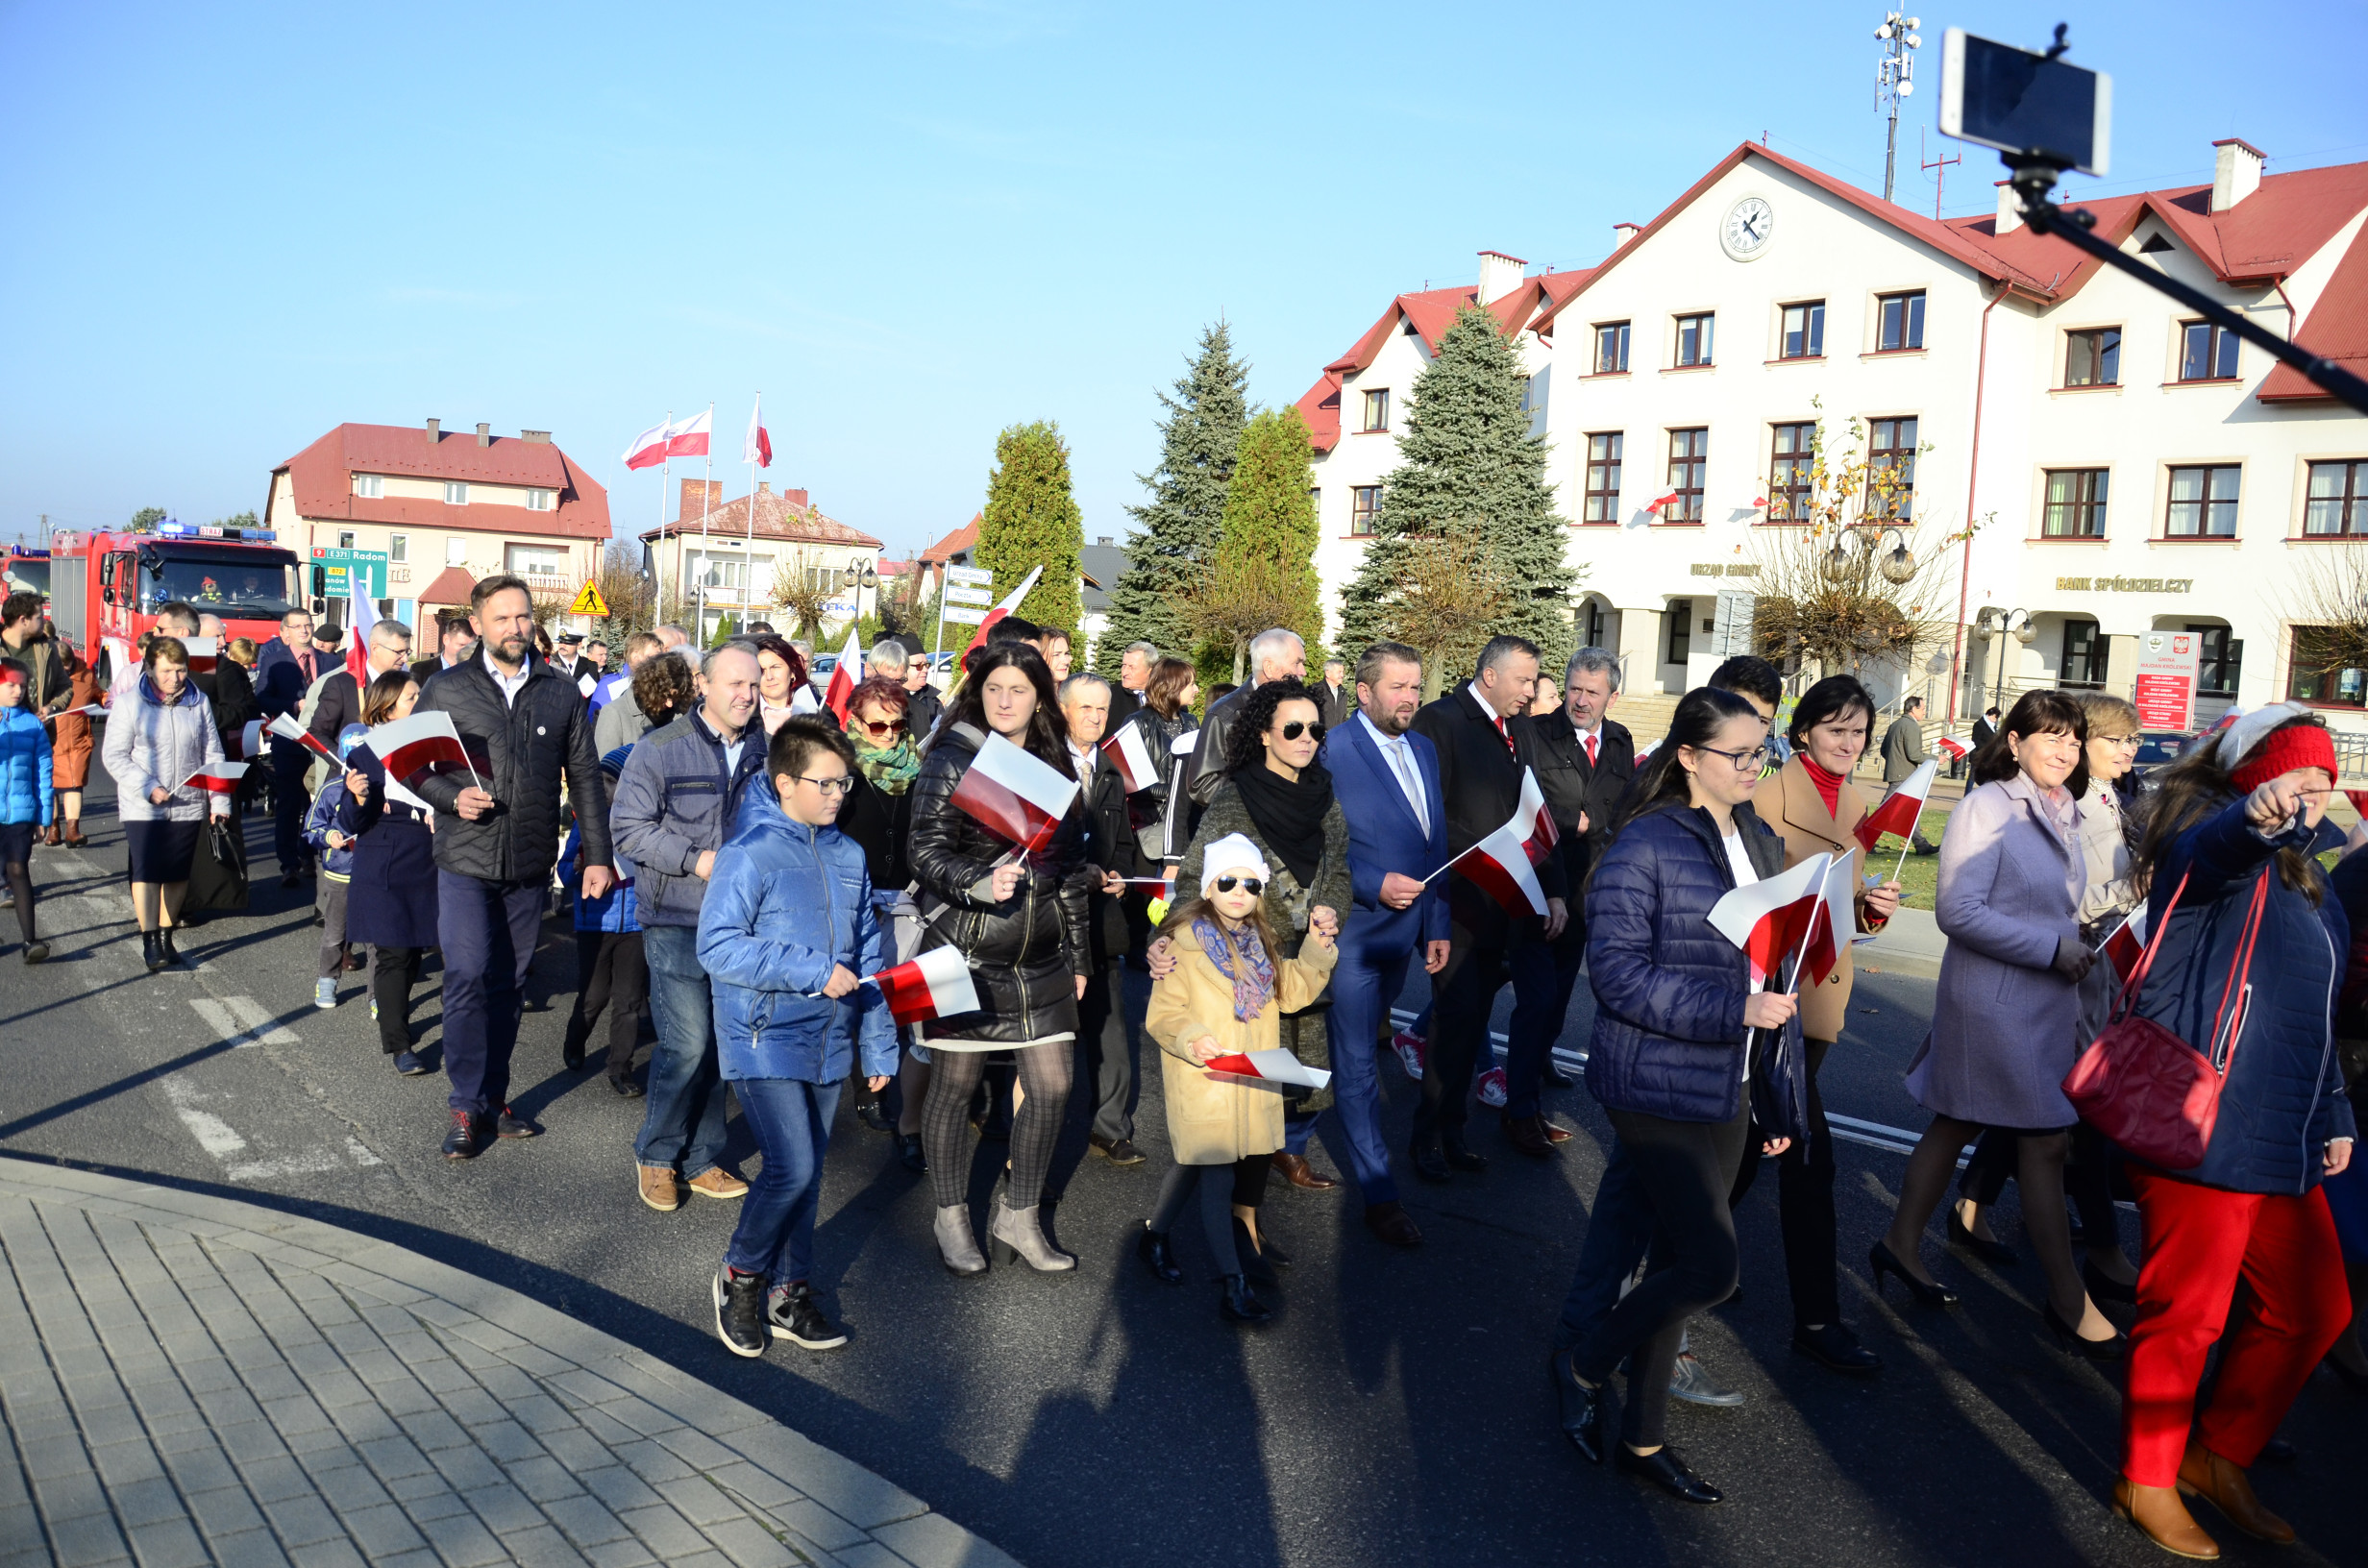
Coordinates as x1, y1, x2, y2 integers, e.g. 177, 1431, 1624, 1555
141, 931, 164, 972
1138, 1224, 1182, 1285
158, 929, 185, 967
62, 819, 84, 847
990, 1203, 1076, 1272
1218, 1274, 1270, 1323
933, 1204, 986, 1277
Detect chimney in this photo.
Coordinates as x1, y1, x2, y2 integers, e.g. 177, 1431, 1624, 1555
756, 480, 770, 494
520, 429, 550, 444
1476, 250, 1526, 306
1097, 536, 1113, 546
475, 422, 491, 447
677, 478, 723, 522
2212, 137, 2265, 212
425, 418, 440, 443
1994, 180, 2022, 235
781, 488, 809, 509
1612, 222, 1642, 248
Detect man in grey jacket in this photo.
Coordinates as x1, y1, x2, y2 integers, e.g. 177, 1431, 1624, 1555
1881, 697, 1939, 854
608, 643, 767, 1213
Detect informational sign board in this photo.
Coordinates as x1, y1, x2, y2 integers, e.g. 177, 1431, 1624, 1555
944, 564, 994, 587
2134, 631, 2201, 731
941, 604, 990, 626
309, 548, 388, 599
944, 585, 993, 607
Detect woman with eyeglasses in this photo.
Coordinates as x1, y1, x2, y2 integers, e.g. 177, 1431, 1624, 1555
906, 642, 1091, 1276
1549, 686, 1804, 1505
748, 633, 817, 735
1874, 689, 2123, 1360
1173, 678, 1351, 1241
835, 676, 923, 1156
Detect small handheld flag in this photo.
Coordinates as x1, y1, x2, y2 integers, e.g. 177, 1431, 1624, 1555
1203, 1049, 1332, 1091
1706, 851, 1832, 986
183, 760, 249, 795
1101, 723, 1158, 793
948, 731, 1077, 851
365, 710, 481, 792
871, 946, 981, 1024
267, 711, 340, 767
1855, 759, 1937, 852
824, 625, 862, 722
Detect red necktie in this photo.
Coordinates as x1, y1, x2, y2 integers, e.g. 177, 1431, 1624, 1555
1493, 714, 1511, 749
1585, 732, 1599, 767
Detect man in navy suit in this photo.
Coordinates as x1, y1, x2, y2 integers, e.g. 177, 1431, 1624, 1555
1319, 641, 1450, 1248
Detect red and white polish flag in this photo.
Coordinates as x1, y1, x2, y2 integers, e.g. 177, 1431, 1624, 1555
344, 588, 371, 686
872, 945, 981, 1024
743, 395, 772, 469
1203, 1049, 1333, 1091
267, 711, 340, 767
824, 625, 862, 722
623, 420, 673, 471
960, 566, 1046, 658
1799, 853, 1860, 991
1936, 735, 1968, 763
1101, 723, 1158, 793
663, 408, 712, 459
2099, 904, 2150, 985
1517, 766, 1559, 866
1645, 491, 1682, 515
226, 720, 265, 761
950, 731, 1079, 851
1707, 850, 1833, 985
1453, 801, 1552, 919
365, 710, 475, 787
1854, 759, 1937, 852
183, 760, 248, 795
180, 637, 219, 674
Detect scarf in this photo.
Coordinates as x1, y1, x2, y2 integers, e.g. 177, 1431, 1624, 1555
1800, 755, 1845, 818
1193, 915, 1275, 1022
1229, 759, 1331, 888
848, 718, 921, 796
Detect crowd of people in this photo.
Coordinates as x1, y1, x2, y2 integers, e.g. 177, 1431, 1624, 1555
2, 571, 2363, 1553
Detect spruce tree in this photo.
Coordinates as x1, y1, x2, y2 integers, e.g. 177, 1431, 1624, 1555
1335, 304, 1575, 668
977, 421, 1084, 635
1210, 406, 1323, 661
1098, 322, 1249, 668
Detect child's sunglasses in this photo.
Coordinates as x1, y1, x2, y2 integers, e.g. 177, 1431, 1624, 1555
1213, 876, 1265, 894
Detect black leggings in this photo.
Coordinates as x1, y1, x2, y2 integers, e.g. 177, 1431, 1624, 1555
372, 946, 424, 1055
1151, 1155, 1271, 1275
1729, 1038, 1838, 1326
923, 1042, 1073, 1210
1957, 1122, 2123, 1245
565, 931, 649, 1079
1, 821, 34, 944
1573, 1106, 1752, 1449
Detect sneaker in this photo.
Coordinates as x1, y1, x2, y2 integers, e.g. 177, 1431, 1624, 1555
768, 1284, 849, 1350
1666, 1351, 1745, 1408
22, 942, 48, 966
1390, 1031, 1427, 1081
393, 1050, 430, 1076
638, 1164, 683, 1213
1475, 1066, 1509, 1108
712, 1267, 768, 1359
686, 1167, 750, 1200
314, 978, 337, 1010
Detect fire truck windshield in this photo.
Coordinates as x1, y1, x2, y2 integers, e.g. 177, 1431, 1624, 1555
3, 557, 48, 597
143, 550, 300, 620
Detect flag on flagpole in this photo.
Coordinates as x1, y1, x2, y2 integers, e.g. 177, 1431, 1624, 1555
267, 711, 339, 766
1202, 1049, 1333, 1091
1854, 758, 1938, 851
1706, 851, 1832, 984
743, 396, 772, 469
1101, 723, 1158, 793
871, 945, 980, 1024
344, 586, 371, 686
179, 637, 219, 675
183, 760, 249, 795
1446, 802, 1552, 918
961, 566, 1045, 657
948, 731, 1078, 850
365, 710, 477, 789
623, 419, 673, 471
824, 625, 861, 722
663, 408, 712, 459
2099, 903, 2150, 985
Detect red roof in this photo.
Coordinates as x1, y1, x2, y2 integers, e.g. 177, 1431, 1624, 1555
273, 423, 610, 542
2260, 222, 2368, 401
636, 485, 880, 550
1295, 372, 1344, 454
919, 514, 980, 565
415, 566, 477, 606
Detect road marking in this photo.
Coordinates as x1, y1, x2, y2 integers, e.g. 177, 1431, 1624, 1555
162, 1078, 248, 1158
187, 995, 300, 1049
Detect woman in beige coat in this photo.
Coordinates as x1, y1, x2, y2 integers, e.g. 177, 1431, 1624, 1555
1141, 834, 1338, 1322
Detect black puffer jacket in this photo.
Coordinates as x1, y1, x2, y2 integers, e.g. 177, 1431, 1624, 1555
908, 723, 1092, 1046
413, 655, 610, 884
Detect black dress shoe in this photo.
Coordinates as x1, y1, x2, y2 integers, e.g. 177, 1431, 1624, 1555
1548, 1349, 1608, 1463
1231, 1218, 1285, 1286
441, 1111, 492, 1161
562, 1035, 586, 1070
1616, 1445, 1722, 1505
1218, 1273, 1270, 1323
495, 1107, 539, 1139
1442, 1138, 1489, 1173
2042, 1301, 2127, 1361
1792, 1322, 1884, 1375
853, 1098, 895, 1134
897, 1133, 927, 1173
608, 1074, 644, 1098
1948, 1206, 2020, 1267
1138, 1225, 1182, 1286
1409, 1143, 1451, 1184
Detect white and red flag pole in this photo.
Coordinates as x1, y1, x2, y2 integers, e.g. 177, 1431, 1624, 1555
948, 731, 1077, 853
742, 394, 772, 470
1795, 853, 1860, 992
824, 625, 862, 722
1706, 850, 1832, 987
1202, 1048, 1332, 1091
1517, 766, 1558, 865
1855, 757, 1938, 880
1101, 723, 1158, 793
182, 760, 248, 796
365, 710, 483, 793
226, 720, 265, 761
344, 584, 371, 685
266, 711, 339, 768
869, 945, 980, 1024
663, 407, 712, 460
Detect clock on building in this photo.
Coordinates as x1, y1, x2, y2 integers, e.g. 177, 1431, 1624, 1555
1720, 196, 1774, 261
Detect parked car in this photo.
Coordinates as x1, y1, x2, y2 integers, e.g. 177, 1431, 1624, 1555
808, 652, 839, 695
2133, 730, 2198, 773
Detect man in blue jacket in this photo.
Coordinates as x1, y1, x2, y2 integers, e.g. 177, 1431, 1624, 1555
609, 643, 766, 1212
702, 716, 896, 1358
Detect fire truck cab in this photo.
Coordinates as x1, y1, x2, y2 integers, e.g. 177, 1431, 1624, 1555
2, 547, 50, 609
50, 519, 303, 684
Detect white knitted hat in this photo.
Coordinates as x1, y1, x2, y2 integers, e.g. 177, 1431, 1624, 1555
1198, 833, 1270, 895
2213, 701, 2311, 772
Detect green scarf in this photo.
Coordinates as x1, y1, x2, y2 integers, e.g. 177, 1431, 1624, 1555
849, 719, 921, 796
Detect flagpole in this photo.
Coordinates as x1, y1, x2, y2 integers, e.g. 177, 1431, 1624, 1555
747, 390, 759, 629
658, 409, 674, 628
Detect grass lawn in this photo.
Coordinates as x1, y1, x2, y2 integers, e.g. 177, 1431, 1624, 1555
1864, 805, 1951, 910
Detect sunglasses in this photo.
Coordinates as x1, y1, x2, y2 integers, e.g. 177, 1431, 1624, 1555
852, 716, 900, 735
1213, 876, 1265, 895
1278, 721, 1324, 742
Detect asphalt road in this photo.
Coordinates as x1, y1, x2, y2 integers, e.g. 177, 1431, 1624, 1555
3, 770, 2359, 1568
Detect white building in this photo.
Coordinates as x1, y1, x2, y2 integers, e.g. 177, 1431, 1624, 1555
1299, 138, 2368, 735
641, 479, 884, 645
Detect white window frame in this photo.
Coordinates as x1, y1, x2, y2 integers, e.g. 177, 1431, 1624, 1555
445, 536, 469, 566
388, 534, 407, 563
505, 543, 566, 579
526, 488, 554, 512
443, 481, 468, 505
352, 474, 384, 499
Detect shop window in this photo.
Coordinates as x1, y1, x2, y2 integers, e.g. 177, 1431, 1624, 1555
2164, 465, 2239, 537
2288, 625, 2367, 708
1583, 433, 1622, 523
2042, 468, 2109, 537
2060, 618, 2108, 688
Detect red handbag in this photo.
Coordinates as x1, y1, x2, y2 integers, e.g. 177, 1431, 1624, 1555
2061, 869, 2269, 1171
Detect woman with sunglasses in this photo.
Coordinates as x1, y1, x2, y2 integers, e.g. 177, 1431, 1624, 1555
836, 676, 923, 1156
1549, 685, 1804, 1505
1175, 679, 1350, 1221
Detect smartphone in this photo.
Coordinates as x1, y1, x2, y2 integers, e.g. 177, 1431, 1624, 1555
1940, 28, 2110, 177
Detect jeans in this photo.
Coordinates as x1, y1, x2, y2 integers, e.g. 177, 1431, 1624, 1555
437, 872, 545, 1115
723, 1077, 843, 1286
635, 924, 730, 1179
1503, 923, 1585, 1119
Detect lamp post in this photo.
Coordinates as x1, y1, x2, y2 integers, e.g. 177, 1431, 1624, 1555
1977, 606, 2037, 722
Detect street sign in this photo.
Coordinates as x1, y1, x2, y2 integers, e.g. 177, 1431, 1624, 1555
309, 548, 388, 600
940, 604, 990, 626
567, 580, 611, 618
944, 585, 993, 607
944, 564, 994, 587
2134, 632, 2201, 731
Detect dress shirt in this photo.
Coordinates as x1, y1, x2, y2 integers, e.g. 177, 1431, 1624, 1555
483, 649, 530, 708
1466, 680, 1514, 748
1359, 711, 1429, 832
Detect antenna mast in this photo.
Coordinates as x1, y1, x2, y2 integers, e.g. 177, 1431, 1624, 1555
1874, 11, 1924, 204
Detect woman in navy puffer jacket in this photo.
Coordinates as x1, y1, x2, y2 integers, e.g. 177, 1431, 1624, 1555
1550, 686, 1806, 1507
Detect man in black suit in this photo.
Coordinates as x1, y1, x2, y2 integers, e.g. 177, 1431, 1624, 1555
1407, 634, 1567, 1180
1508, 647, 1633, 1152
308, 620, 413, 754
410, 608, 477, 683
1060, 673, 1144, 1165
1315, 658, 1351, 731
1971, 704, 1999, 752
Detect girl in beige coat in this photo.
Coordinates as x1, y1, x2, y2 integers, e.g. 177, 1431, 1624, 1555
1141, 834, 1338, 1322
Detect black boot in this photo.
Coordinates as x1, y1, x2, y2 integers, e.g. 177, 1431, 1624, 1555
1231, 1217, 1282, 1286
158, 929, 185, 968
1138, 1225, 1182, 1286
1218, 1273, 1270, 1323
142, 931, 164, 972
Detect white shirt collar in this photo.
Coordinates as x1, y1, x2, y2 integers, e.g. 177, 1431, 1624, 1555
1358, 711, 1408, 749
482, 648, 530, 704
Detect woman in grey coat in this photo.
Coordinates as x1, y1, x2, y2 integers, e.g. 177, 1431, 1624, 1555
1873, 690, 2122, 1358
102, 636, 231, 972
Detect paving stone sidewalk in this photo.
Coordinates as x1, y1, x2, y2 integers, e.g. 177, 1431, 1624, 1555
0, 1161, 1020, 1568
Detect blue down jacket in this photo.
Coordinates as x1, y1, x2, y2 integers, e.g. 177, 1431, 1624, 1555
696, 788, 898, 1086
0, 705, 54, 826
1585, 800, 1808, 1137
2126, 796, 2361, 1193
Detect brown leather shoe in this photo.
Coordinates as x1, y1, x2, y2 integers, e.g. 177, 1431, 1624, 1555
1271, 1152, 1341, 1191
2178, 1444, 2293, 1544
1501, 1114, 1556, 1159
2113, 1479, 2220, 1560
1364, 1201, 1423, 1247
637, 1164, 683, 1213
687, 1167, 751, 1201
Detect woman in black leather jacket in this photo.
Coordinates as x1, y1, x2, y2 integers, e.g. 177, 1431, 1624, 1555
1118, 655, 1200, 873
909, 642, 1093, 1276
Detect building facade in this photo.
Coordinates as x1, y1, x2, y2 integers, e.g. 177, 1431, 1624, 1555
640, 479, 883, 645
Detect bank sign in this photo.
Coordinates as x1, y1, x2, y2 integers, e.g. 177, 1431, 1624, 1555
2134, 632, 2202, 731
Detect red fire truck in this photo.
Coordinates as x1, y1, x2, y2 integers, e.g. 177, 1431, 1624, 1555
2, 546, 49, 608
50, 519, 303, 684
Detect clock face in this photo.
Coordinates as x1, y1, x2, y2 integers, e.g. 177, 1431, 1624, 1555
1722, 196, 1774, 260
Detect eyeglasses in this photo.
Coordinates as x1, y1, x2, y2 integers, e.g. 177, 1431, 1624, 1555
1278, 721, 1324, 742
1213, 876, 1265, 895
796, 774, 856, 795
1691, 744, 1771, 772
2098, 734, 2142, 749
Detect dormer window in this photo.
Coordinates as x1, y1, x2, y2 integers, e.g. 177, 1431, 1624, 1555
353, 474, 384, 499
526, 488, 554, 511
444, 481, 469, 505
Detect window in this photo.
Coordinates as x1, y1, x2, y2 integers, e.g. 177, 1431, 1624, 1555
2042, 468, 2109, 537
1666, 599, 1692, 666
1665, 429, 1708, 522
388, 534, 407, 563
1308, 487, 1320, 522
1593, 322, 1630, 374
2179, 321, 2239, 381
336, 531, 356, 550
1865, 416, 1918, 520
352, 474, 384, 499
1350, 486, 1381, 535
525, 488, 554, 512
2065, 328, 2122, 387
1877, 291, 1926, 352
2060, 620, 2108, 687
2288, 626, 2368, 708
443, 481, 469, 505
1779, 301, 1825, 360
2304, 460, 2368, 535
2165, 465, 2240, 537
1674, 313, 1714, 367
445, 536, 469, 566
2188, 625, 2242, 696
506, 544, 565, 578
1768, 423, 1814, 521
1361, 389, 1390, 431
1582, 433, 1623, 523
1585, 600, 1610, 648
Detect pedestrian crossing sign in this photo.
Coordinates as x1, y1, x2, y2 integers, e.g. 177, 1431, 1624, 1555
567, 581, 610, 617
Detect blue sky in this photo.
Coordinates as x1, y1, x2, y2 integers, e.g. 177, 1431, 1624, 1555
4, 1, 2362, 563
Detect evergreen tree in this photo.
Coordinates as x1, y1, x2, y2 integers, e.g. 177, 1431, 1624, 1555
1195, 406, 1321, 674
1335, 304, 1575, 669
977, 421, 1084, 636
1098, 322, 1249, 668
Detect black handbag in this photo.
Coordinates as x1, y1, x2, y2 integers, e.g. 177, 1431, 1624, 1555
183, 818, 250, 913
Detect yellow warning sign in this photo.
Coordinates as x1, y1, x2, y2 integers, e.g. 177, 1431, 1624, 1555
566, 580, 610, 618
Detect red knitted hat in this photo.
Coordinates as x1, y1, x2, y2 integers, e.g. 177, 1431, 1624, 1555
2229, 722, 2336, 795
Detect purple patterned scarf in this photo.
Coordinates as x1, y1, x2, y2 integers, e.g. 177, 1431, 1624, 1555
1193, 915, 1275, 1022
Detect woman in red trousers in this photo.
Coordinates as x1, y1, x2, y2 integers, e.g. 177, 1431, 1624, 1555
2112, 703, 2361, 1559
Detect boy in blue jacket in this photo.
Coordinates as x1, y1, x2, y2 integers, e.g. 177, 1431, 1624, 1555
302, 725, 370, 1009
701, 716, 897, 1358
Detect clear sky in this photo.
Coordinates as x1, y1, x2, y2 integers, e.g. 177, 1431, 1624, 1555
4, 1, 2362, 564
